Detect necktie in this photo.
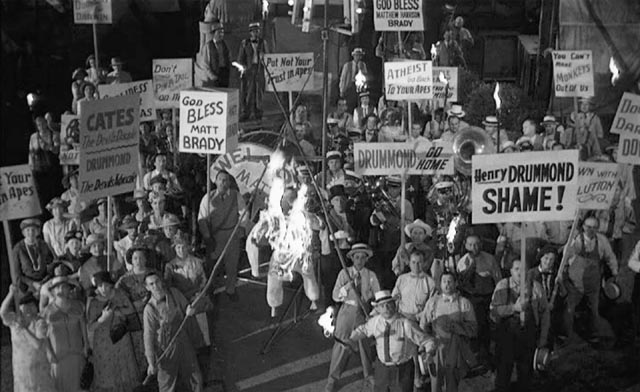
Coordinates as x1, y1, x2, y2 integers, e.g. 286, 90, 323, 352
354, 272, 361, 296
383, 322, 391, 363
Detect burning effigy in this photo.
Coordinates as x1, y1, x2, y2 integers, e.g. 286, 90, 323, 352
246, 152, 321, 316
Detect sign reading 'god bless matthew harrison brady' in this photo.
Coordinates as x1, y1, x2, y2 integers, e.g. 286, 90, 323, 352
78, 95, 140, 201
179, 88, 239, 154
373, 0, 423, 31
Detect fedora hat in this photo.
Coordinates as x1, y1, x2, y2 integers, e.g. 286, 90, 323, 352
20, 218, 41, 231
482, 115, 498, 126
602, 278, 621, 300
346, 243, 373, 259
447, 104, 465, 118
119, 215, 138, 231
329, 185, 346, 200
372, 290, 395, 306
128, 188, 148, 202
158, 214, 181, 228
404, 219, 433, 238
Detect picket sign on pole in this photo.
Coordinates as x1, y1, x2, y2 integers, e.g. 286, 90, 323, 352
207, 155, 211, 243
106, 195, 112, 272
289, 92, 294, 128
92, 23, 99, 71
520, 222, 527, 327
400, 173, 407, 249
550, 209, 580, 309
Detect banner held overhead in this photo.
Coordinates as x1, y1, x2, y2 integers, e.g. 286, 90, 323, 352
576, 162, 618, 210
610, 92, 640, 135
264, 53, 314, 92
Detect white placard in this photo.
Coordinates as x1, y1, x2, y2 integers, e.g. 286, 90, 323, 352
618, 130, 640, 165
152, 58, 193, 108
384, 61, 433, 100
179, 88, 239, 154
610, 92, 640, 135
0, 165, 42, 221
98, 80, 156, 122
373, 0, 423, 31
73, 0, 112, 24
552, 50, 594, 97
577, 162, 618, 210
471, 150, 580, 223
353, 141, 453, 176
264, 53, 314, 92
78, 95, 140, 201
432, 67, 458, 101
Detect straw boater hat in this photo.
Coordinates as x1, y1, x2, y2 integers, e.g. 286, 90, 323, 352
83, 234, 105, 251
372, 290, 395, 306
20, 218, 41, 231
447, 104, 465, 118
540, 115, 557, 125
358, 91, 370, 98
404, 219, 433, 238
386, 176, 401, 187
46, 197, 69, 211
158, 214, 181, 228
110, 57, 124, 66
483, 116, 499, 126
249, 22, 261, 31
352, 47, 364, 56
127, 188, 148, 202
326, 150, 342, 161
347, 243, 373, 259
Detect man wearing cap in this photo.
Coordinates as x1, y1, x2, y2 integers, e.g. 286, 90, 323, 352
198, 170, 246, 300
115, 215, 139, 270
325, 243, 380, 391
353, 91, 377, 129
572, 97, 604, 140
43, 197, 75, 257
482, 116, 509, 150
106, 57, 132, 84
237, 22, 269, 121
328, 97, 354, 134
340, 48, 369, 111
490, 260, 549, 392
392, 219, 435, 277
11, 219, 54, 297
347, 290, 434, 391
143, 152, 182, 193
315, 150, 346, 190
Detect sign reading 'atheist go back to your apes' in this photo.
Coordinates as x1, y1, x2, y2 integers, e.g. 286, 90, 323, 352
179, 88, 239, 154
471, 150, 580, 224
384, 61, 433, 100
78, 95, 140, 201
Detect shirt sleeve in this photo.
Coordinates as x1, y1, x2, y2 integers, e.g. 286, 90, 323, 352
143, 304, 158, 363
197, 194, 211, 239
332, 270, 350, 303
489, 278, 514, 322
350, 317, 375, 341
403, 318, 431, 347
599, 235, 618, 274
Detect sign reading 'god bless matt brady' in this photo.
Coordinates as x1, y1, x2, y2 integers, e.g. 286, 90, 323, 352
179, 88, 239, 154
384, 61, 433, 100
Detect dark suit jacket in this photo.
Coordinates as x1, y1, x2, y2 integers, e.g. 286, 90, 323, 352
207, 39, 230, 74
237, 39, 268, 69
527, 267, 554, 300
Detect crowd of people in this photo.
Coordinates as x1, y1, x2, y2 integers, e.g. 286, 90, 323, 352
4, 5, 640, 392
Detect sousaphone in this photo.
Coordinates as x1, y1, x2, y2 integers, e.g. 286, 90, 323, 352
452, 126, 496, 176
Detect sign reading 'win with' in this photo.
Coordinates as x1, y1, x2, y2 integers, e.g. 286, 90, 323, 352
373, 0, 423, 31
179, 88, 239, 154
264, 53, 314, 92
353, 141, 453, 176
472, 150, 579, 224
78, 95, 140, 201
576, 162, 618, 210
552, 50, 594, 97
384, 61, 433, 100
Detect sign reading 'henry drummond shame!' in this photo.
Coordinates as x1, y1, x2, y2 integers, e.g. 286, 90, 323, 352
373, 0, 423, 31
179, 88, 239, 154
264, 53, 314, 92
384, 61, 433, 100
610, 92, 640, 135
0, 165, 41, 221
472, 150, 579, 224
78, 95, 140, 201
552, 50, 594, 97
353, 141, 454, 176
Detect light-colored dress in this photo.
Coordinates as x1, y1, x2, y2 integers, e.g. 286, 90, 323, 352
87, 290, 139, 391
116, 271, 152, 374
2, 313, 56, 392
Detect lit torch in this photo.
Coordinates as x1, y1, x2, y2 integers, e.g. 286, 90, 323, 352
430, 44, 437, 61
439, 71, 450, 110
446, 215, 461, 273
262, 0, 269, 19
355, 70, 366, 93
232, 61, 246, 77
609, 56, 621, 86
318, 306, 336, 337
493, 82, 502, 152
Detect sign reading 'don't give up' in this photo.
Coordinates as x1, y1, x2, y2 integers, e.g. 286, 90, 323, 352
78, 95, 140, 202
179, 88, 239, 154
384, 61, 433, 100
98, 80, 156, 122
373, 0, 423, 31
552, 50, 594, 97
353, 141, 453, 176
0, 165, 41, 221
264, 53, 314, 92
471, 150, 579, 224
610, 92, 640, 135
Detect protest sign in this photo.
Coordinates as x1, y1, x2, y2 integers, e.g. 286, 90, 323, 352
610, 92, 640, 135
373, 0, 423, 31
384, 61, 433, 100
179, 88, 239, 154
98, 80, 156, 122
264, 53, 314, 92
61, 114, 80, 142
153, 59, 193, 108
552, 50, 594, 97
577, 162, 618, 210
618, 130, 640, 165
78, 95, 140, 201
73, 0, 112, 24
59, 148, 80, 166
0, 165, 42, 221
432, 66, 458, 101
353, 141, 453, 176
471, 150, 579, 224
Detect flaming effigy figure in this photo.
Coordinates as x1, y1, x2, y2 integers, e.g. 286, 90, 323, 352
246, 153, 321, 316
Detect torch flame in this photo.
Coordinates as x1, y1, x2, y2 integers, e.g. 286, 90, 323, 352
493, 82, 501, 110
438, 71, 448, 85
446, 215, 461, 245
355, 70, 366, 90
318, 306, 336, 337
232, 61, 246, 75
609, 56, 621, 85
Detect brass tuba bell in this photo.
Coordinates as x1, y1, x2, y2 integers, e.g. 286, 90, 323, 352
452, 126, 496, 176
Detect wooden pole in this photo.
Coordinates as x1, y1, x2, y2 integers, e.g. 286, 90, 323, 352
407, 100, 412, 137
3, 221, 19, 309
92, 23, 100, 71
106, 196, 112, 271
550, 210, 580, 308
520, 222, 527, 327
400, 173, 407, 249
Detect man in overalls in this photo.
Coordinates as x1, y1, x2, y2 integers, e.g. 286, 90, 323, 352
564, 216, 618, 343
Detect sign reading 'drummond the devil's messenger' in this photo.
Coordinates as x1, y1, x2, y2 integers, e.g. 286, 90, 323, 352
384, 61, 433, 100
472, 150, 579, 224
179, 88, 239, 154
78, 95, 140, 201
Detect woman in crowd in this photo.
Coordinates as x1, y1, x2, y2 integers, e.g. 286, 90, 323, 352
86, 271, 140, 391
60, 169, 86, 221
71, 67, 88, 112
62, 230, 86, 272
1, 285, 56, 392
39, 276, 89, 392
39, 261, 79, 312
29, 116, 62, 207
89, 198, 111, 236
132, 188, 152, 225
78, 233, 122, 291
11, 218, 54, 297
43, 197, 75, 257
